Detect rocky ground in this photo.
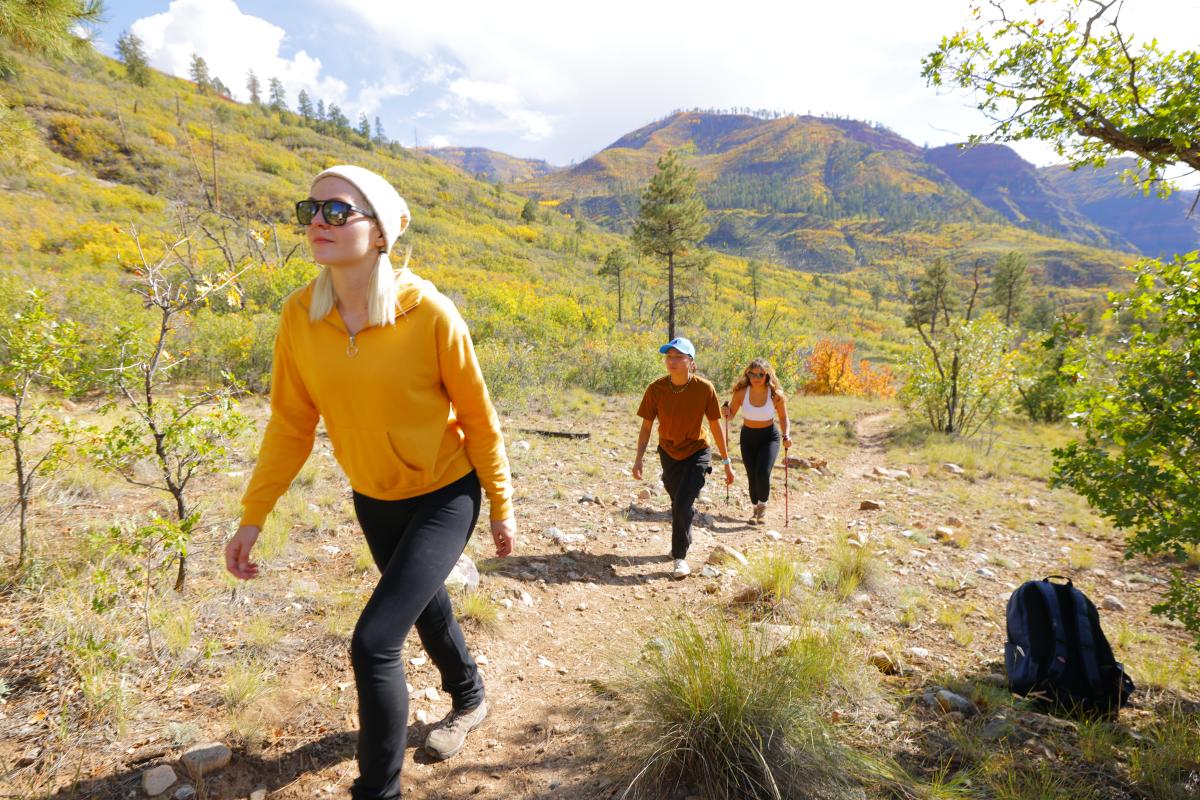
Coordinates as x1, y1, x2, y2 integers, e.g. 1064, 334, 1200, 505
1, 394, 1197, 799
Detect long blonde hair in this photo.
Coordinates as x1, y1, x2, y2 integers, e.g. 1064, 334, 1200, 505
308, 247, 411, 327
732, 358, 783, 396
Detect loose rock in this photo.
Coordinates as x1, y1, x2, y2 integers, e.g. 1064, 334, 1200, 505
1102, 595, 1126, 612
859, 500, 882, 511
869, 651, 898, 675
180, 742, 231, 779
943, 463, 965, 475
142, 764, 176, 796
707, 543, 749, 567
935, 690, 976, 716
444, 554, 480, 590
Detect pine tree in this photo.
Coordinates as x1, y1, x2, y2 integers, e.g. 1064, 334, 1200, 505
211, 76, 231, 97
598, 248, 632, 322
520, 197, 538, 223
297, 90, 313, 121
374, 116, 386, 143
315, 98, 326, 122
268, 77, 287, 112
357, 112, 371, 138
246, 69, 261, 105
0, 0, 101, 79
989, 251, 1030, 327
116, 30, 151, 86
188, 53, 211, 93
632, 151, 709, 340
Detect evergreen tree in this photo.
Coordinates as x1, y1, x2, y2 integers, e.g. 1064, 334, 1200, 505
246, 69, 261, 105
268, 77, 287, 112
188, 53, 211, 93
210, 76, 231, 97
327, 104, 350, 133
906, 258, 957, 338
632, 150, 709, 340
315, 98, 326, 122
989, 251, 1030, 327
357, 112, 371, 138
520, 197, 538, 223
116, 30, 151, 86
297, 90, 313, 121
867, 275, 885, 311
0, 0, 101, 79
746, 258, 764, 317
598, 248, 632, 322
374, 116, 386, 143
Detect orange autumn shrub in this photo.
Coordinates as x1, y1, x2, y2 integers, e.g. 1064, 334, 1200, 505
803, 339, 895, 399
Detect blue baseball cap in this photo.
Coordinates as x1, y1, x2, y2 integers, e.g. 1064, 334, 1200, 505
658, 337, 696, 357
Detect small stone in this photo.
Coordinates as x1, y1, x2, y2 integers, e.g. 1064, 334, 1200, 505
424, 687, 439, 701
934, 526, 954, 541
173, 787, 195, 800
1022, 498, 1040, 510
537, 655, 555, 669
859, 500, 883, 511
935, 690, 976, 716
637, 488, 652, 501
707, 543, 749, 567
500, 598, 513, 610
415, 709, 430, 724
520, 591, 533, 607
981, 716, 1018, 742
410, 655, 428, 667
983, 672, 1007, 688
180, 742, 231, 779
515, 440, 530, 452
764, 530, 782, 541
699, 565, 721, 578
905, 646, 931, 660
943, 463, 965, 475
1102, 595, 1126, 612
851, 592, 871, 605
444, 555, 480, 591
576, 601, 588, 611
798, 571, 814, 588
142, 764, 177, 796
976, 567, 997, 580
250, 788, 268, 800
945, 516, 963, 527
869, 651, 898, 675
476, 654, 489, 665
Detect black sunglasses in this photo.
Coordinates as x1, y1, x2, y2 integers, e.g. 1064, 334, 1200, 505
296, 199, 375, 226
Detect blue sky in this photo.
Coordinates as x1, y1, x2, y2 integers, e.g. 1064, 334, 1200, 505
97, 0, 1200, 177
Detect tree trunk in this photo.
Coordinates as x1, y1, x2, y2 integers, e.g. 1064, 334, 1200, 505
616, 272, 623, 323
667, 251, 676, 340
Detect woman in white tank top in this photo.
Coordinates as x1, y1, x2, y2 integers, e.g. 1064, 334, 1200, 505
723, 359, 791, 525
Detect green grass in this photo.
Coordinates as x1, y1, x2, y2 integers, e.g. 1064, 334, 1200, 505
221, 660, 272, 710
821, 539, 881, 600
452, 588, 500, 629
614, 612, 871, 800
738, 548, 803, 611
1128, 708, 1200, 800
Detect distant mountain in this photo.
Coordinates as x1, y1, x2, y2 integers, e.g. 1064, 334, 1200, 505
923, 143, 1125, 249
425, 147, 556, 184
1040, 158, 1200, 259
521, 111, 1133, 285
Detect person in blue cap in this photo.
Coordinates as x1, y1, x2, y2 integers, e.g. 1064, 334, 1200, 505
632, 337, 735, 578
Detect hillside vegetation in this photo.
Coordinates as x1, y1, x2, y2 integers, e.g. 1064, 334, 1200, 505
521, 111, 1141, 282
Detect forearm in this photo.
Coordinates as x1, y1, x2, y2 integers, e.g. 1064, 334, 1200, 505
635, 425, 652, 461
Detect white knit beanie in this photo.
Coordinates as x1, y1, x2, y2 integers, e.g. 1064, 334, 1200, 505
308, 165, 411, 326
312, 164, 410, 254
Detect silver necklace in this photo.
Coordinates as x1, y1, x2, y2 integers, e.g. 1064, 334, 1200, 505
670, 375, 693, 394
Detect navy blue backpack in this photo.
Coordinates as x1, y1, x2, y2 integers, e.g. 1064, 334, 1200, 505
1005, 576, 1135, 715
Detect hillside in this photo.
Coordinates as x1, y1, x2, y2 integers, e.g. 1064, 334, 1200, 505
424, 146, 557, 184
520, 112, 1138, 283
0, 52, 917, 401
1041, 158, 1200, 259
924, 143, 1125, 249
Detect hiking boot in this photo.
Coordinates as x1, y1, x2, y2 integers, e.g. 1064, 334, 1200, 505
754, 501, 767, 523
672, 559, 690, 579
424, 700, 488, 760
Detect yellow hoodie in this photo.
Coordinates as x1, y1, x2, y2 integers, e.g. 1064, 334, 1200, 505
240, 268, 513, 527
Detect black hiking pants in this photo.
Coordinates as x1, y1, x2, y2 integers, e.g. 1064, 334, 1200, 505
658, 446, 712, 559
740, 422, 781, 504
349, 471, 485, 800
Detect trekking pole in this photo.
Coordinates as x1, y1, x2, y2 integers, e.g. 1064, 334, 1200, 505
722, 402, 730, 504
783, 439, 790, 526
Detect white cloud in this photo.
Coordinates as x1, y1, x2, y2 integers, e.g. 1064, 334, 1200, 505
323, 0, 1200, 165
130, 0, 391, 115
427, 135, 452, 148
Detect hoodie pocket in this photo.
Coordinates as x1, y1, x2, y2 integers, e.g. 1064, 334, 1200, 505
331, 425, 436, 493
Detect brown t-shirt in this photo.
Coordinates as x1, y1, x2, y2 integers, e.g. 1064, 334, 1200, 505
637, 375, 721, 460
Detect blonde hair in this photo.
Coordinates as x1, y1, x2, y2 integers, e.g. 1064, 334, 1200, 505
732, 358, 783, 396
308, 247, 411, 327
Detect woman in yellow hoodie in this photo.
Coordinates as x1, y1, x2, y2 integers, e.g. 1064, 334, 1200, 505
224, 165, 515, 800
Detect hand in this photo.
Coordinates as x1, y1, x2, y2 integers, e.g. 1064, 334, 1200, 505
721, 403, 731, 420
225, 525, 261, 579
724, 463, 735, 486
632, 458, 644, 481
782, 434, 792, 449
491, 517, 516, 558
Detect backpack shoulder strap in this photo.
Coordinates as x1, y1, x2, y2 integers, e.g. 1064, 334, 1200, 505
1033, 581, 1068, 681
1070, 587, 1104, 693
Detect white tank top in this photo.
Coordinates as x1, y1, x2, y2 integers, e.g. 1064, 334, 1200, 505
742, 388, 776, 422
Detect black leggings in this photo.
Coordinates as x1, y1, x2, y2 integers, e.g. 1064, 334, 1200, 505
658, 446, 711, 559
740, 423, 781, 504
349, 471, 485, 800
